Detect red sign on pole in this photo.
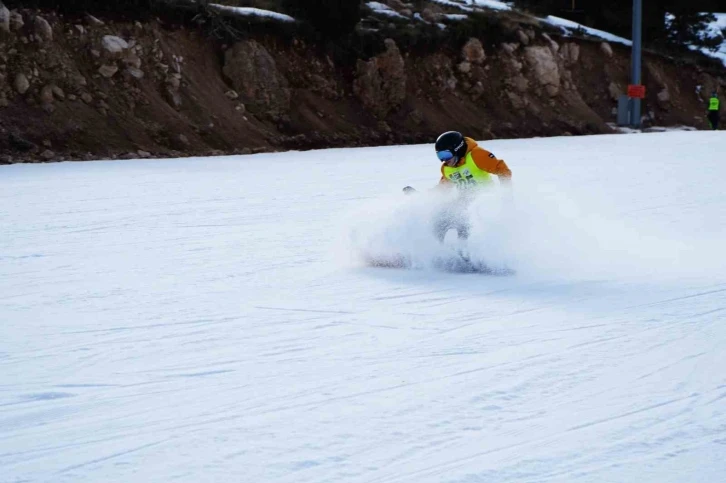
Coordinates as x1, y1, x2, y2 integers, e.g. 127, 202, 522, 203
628, 84, 646, 99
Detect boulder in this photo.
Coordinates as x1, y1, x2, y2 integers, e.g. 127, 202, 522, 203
462, 38, 486, 64
102, 35, 129, 55
524, 46, 560, 97
0, 4, 9, 34
98, 64, 119, 78
125, 67, 144, 80
9, 11, 23, 31
353, 38, 406, 118
516, 30, 529, 46
561, 43, 580, 65
657, 88, 670, 107
223, 39, 290, 119
34, 15, 52, 42
14, 73, 29, 94
600, 42, 613, 58
40, 84, 55, 104
421, 7, 442, 23
541, 33, 559, 53
85, 14, 104, 27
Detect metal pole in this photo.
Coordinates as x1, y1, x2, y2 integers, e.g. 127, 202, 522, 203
631, 0, 643, 127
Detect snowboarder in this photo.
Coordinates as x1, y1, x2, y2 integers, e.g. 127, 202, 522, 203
707, 91, 720, 130
404, 131, 512, 241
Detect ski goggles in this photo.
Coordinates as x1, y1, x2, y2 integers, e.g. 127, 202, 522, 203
436, 150, 455, 162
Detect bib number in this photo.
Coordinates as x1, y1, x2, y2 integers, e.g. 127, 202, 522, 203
449, 171, 477, 188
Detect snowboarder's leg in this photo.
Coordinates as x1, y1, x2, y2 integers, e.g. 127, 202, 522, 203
433, 217, 451, 242
456, 221, 470, 240
708, 112, 719, 130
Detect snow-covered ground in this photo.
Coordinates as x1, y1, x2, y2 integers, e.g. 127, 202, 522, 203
543, 15, 632, 46
2, 132, 726, 482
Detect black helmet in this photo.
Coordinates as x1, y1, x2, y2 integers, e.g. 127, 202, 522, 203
435, 131, 467, 163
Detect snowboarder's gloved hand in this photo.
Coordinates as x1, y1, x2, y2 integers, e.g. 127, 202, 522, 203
402, 186, 417, 195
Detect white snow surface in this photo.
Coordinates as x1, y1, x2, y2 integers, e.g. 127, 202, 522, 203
367, 2, 409, 20
543, 15, 632, 46
207, 4, 295, 22
2, 132, 726, 482
468, 0, 512, 11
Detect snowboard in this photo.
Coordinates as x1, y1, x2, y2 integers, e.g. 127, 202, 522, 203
365, 252, 515, 276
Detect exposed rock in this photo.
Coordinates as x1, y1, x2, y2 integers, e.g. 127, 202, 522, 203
469, 81, 485, 100
40, 84, 55, 104
223, 39, 290, 119
9, 11, 23, 31
9, 132, 35, 151
542, 33, 559, 53
73, 74, 88, 87
561, 43, 580, 65
517, 30, 529, 46
98, 64, 119, 78
0, 4, 9, 33
506, 57, 523, 74
501, 43, 519, 55
608, 81, 622, 101
81, 92, 93, 103
225, 89, 239, 100
51, 85, 64, 99
421, 7, 442, 23
645, 62, 667, 88
166, 74, 181, 89
123, 53, 142, 69
137, 150, 151, 158
14, 73, 29, 94
40, 149, 55, 160
74, 24, 85, 35
600, 42, 613, 58
507, 91, 526, 109
509, 75, 529, 93
125, 67, 144, 79
657, 88, 670, 107
164, 86, 182, 109
34, 15, 53, 42
462, 38, 486, 64
457, 61, 471, 74
353, 38, 406, 118
524, 46, 560, 97
384, 0, 407, 9
102, 35, 129, 55
409, 108, 424, 125
85, 14, 104, 27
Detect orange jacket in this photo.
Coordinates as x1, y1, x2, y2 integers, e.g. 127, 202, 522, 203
439, 137, 512, 185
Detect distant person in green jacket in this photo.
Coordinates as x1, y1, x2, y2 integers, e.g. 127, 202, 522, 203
707, 91, 720, 130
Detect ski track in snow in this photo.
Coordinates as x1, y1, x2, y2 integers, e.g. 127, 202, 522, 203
1, 132, 725, 482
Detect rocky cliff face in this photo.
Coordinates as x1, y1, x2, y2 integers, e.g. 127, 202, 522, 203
0, 6, 723, 163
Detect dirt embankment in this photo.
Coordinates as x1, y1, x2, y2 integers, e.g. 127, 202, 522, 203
0, 6, 723, 163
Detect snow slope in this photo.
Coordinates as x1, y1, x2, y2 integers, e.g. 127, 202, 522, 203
2, 132, 726, 482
